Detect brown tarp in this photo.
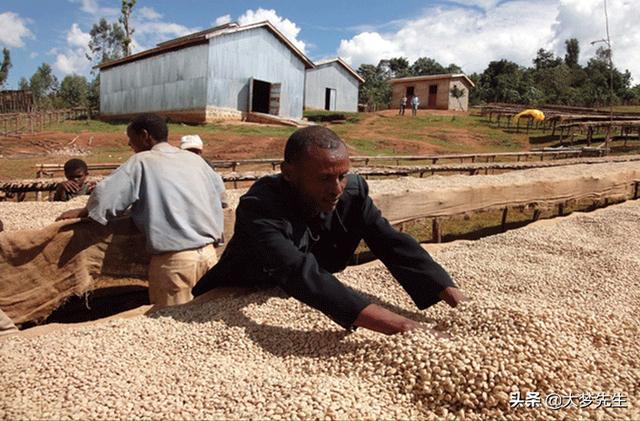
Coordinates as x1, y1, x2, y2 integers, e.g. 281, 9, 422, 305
0, 217, 149, 325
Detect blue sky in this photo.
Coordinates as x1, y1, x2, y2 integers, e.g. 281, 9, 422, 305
1, 0, 639, 89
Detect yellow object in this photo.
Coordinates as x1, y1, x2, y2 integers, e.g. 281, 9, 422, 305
513, 109, 545, 122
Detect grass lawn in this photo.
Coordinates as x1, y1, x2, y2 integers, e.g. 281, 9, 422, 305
3, 108, 636, 180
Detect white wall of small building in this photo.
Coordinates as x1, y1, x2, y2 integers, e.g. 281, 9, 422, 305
206, 27, 306, 119
100, 44, 209, 115
304, 62, 359, 112
448, 78, 470, 111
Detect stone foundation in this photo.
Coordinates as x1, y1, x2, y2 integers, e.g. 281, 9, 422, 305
204, 106, 244, 122
100, 107, 247, 124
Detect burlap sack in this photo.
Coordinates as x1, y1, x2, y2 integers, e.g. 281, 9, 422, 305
0, 217, 149, 325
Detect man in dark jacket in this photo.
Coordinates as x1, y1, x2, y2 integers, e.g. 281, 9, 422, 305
194, 126, 466, 334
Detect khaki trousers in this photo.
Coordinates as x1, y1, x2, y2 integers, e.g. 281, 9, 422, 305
148, 244, 217, 307
0, 308, 17, 336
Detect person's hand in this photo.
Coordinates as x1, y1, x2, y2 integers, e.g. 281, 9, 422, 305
60, 180, 80, 194
56, 207, 88, 221
396, 320, 453, 339
86, 181, 97, 193
354, 304, 452, 336
438, 287, 467, 308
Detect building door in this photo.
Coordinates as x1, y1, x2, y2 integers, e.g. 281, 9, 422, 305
324, 88, 336, 111
405, 86, 415, 97
428, 85, 438, 108
249, 78, 271, 114
269, 83, 281, 116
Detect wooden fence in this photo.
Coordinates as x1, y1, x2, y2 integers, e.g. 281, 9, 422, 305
32, 149, 596, 179
0, 108, 93, 137
1, 153, 637, 201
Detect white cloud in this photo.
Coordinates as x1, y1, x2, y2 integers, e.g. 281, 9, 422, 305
214, 14, 232, 26
132, 21, 199, 52
338, 32, 403, 67
449, 0, 501, 10
55, 49, 90, 75
337, 0, 640, 83
67, 23, 91, 49
237, 8, 306, 53
139, 6, 162, 21
551, 0, 640, 82
69, 0, 119, 18
54, 23, 91, 76
0, 12, 34, 48
30, 52, 39, 59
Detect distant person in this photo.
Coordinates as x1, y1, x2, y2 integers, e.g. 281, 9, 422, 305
399, 95, 407, 116
180, 134, 228, 210
53, 159, 95, 202
411, 95, 420, 116
57, 114, 226, 307
193, 126, 466, 335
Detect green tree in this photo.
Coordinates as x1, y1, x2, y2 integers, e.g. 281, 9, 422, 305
59, 75, 89, 108
478, 60, 529, 103
357, 62, 392, 111
385, 57, 411, 78
445, 63, 463, 74
532, 64, 573, 104
87, 18, 126, 67
449, 85, 466, 110
0, 48, 11, 89
119, 0, 137, 56
564, 38, 580, 67
18, 77, 30, 90
410, 57, 445, 76
30, 63, 59, 109
533, 48, 562, 70
88, 76, 101, 111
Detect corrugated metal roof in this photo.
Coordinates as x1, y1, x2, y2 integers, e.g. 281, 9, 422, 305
312, 58, 365, 83
390, 73, 475, 87
96, 21, 315, 70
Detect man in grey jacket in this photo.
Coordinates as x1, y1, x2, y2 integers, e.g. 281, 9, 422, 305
57, 113, 226, 307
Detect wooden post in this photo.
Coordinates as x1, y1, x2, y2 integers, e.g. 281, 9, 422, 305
532, 208, 541, 221
501, 207, 508, 231
432, 218, 442, 243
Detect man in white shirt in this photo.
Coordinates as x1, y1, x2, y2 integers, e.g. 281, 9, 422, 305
411, 95, 420, 116
57, 114, 226, 306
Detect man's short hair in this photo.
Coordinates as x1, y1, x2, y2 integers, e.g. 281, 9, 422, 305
128, 113, 168, 142
284, 126, 346, 163
64, 158, 88, 175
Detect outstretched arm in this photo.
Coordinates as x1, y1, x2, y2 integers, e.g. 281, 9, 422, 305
354, 304, 421, 334
357, 176, 466, 309
56, 207, 89, 221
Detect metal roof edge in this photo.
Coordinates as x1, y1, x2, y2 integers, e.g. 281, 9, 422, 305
311, 57, 364, 83
389, 73, 475, 87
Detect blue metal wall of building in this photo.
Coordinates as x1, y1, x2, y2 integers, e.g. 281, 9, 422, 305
207, 27, 306, 119
100, 44, 209, 116
305, 61, 360, 112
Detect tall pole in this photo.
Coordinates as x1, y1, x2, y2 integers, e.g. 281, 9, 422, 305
604, 0, 613, 152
